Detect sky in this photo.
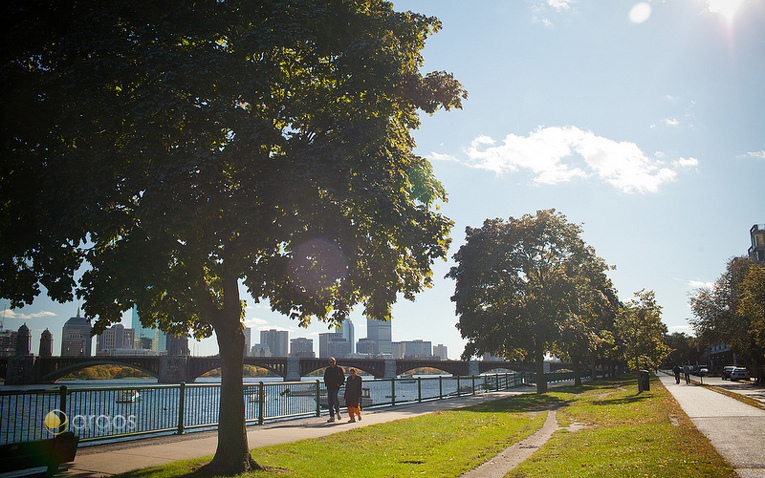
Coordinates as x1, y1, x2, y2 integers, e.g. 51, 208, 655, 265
2, 0, 764, 360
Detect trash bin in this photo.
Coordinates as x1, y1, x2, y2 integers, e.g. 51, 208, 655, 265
639, 370, 650, 391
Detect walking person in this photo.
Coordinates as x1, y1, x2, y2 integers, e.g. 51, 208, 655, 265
673, 364, 682, 384
345, 368, 363, 423
324, 357, 345, 423
683, 364, 691, 384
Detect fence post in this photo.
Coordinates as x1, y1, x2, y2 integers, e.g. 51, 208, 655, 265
258, 382, 265, 425
472, 375, 476, 395
391, 379, 396, 407
456, 376, 461, 397
315, 380, 321, 417
438, 376, 443, 399
417, 377, 422, 403
177, 382, 186, 435
58, 385, 67, 417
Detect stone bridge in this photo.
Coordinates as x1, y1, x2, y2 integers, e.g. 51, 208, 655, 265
0, 355, 568, 385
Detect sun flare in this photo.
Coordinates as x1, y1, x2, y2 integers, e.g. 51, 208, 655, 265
706, 0, 745, 23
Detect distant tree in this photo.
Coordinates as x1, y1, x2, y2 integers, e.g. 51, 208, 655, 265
690, 257, 764, 381
447, 209, 611, 393
0, 1, 465, 474
616, 289, 670, 376
663, 332, 696, 368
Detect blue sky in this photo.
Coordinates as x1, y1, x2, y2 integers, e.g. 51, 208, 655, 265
2, 0, 764, 360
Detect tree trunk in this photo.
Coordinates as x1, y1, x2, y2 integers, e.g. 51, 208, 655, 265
202, 307, 261, 475
535, 342, 547, 394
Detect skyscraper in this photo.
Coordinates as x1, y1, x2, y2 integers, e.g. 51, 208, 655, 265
260, 329, 288, 357
244, 327, 252, 357
366, 318, 392, 356
337, 318, 355, 354
290, 337, 315, 358
131, 307, 166, 354
433, 344, 448, 361
61, 310, 93, 357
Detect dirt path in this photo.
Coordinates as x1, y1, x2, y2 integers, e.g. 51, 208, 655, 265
460, 405, 562, 478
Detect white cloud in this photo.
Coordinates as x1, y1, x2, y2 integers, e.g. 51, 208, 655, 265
3, 310, 57, 320
662, 117, 679, 126
548, 0, 575, 11
451, 126, 694, 194
743, 150, 765, 160
630, 3, 652, 24
688, 280, 714, 289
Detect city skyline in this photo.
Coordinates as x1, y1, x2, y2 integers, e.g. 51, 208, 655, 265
2, 1, 764, 361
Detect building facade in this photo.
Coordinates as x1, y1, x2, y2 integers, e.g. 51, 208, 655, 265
337, 319, 355, 355
39, 329, 53, 357
290, 337, 315, 358
260, 329, 288, 357
131, 308, 166, 354
61, 310, 93, 357
433, 344, 448, 361
749, 224, 765, 262
96, 324, 135, 355
366, 318, 392, 356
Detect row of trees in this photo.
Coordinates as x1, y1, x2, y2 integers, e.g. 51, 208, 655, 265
447, 209, 670, 393
690, 256, 765, 382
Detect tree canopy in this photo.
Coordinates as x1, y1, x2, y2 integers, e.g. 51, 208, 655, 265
615, 289, 669, 373
1, 0, 465, 473
447, 209, 614, 392
691, 257, 765, 381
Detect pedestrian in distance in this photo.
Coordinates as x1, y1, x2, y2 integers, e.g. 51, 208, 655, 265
683, 364, 691, 384
324, 357, 345, 423
345, 368, 363, 423
673, 364, 682, 384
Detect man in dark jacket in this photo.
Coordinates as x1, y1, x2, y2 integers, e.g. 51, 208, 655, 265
324, 357, 345, 422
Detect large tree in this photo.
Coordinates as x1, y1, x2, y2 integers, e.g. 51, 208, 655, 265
691, 257, 765, 382
1, 1, 465, 474
447, 209, 612, 393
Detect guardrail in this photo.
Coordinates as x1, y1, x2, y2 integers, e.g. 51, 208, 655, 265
0, 371, 576, 446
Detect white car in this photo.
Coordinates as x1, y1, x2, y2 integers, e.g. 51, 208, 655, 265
729, 367, 750, 381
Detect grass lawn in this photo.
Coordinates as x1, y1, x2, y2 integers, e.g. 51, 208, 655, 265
116, 375, 736, 477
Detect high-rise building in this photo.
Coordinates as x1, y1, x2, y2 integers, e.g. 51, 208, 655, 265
243, 327, 252, 357
366, 318, 392, 356
260, 329, 288, 357
290, 337, 315, 358
39, 329, 53, 357
131, 307, 166, 354
0, 329, 18, 357
356, 338, 378, 356
749, 224, 765, 262
251, 343, 271, 356
61, 310, 93, 356
393, 339, 432, 359
433, 344, 448, 361
96, 324, 135, 355
337, 319, 355, 354
319, 332, 349, 358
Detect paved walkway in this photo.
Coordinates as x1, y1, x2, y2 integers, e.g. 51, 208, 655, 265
658, 373, 765, 478
48, 376, 765, 477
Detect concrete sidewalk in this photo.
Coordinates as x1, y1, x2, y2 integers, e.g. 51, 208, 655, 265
62, 387, 539, 477
658, 373, 765, 478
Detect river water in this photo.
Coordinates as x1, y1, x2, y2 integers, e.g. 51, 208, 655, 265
1, 373, 518, 445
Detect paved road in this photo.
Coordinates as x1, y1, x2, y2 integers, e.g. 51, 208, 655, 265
658, 373, 765, 478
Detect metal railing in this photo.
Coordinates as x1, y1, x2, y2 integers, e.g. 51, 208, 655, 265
0, 371, 548, 446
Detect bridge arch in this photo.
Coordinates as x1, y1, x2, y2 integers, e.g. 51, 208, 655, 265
38, 358, 160, 383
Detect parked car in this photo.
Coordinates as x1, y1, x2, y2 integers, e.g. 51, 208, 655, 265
730, 367, 750, 381
721, 365, 736, 380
